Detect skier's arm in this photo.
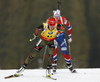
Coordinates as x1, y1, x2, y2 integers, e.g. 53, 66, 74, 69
35, 25, 44, 36
64, 19, 72, 37
64, 18, 72, 43
30, 25, 44, 41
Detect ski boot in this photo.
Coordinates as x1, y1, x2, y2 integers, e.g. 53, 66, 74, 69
52, 63, 57, 73
46, 65, 51, 77
67, 63, 76, 73
16, 63, 27, 74
17, 67, 25, 74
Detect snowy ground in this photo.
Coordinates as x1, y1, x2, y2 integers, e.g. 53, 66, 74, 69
0, 68, 100, 82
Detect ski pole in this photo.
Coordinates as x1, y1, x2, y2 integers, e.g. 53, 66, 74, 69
42, 45, 47, 68
29, 38, 35, 41
29, 34, 38, 42
68, 42, 71, 60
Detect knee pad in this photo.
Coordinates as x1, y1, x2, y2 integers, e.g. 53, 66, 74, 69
50, 45, 55, 48
34, 46, 41, 51
49, 54, 53, 58
29, 55, 34, 59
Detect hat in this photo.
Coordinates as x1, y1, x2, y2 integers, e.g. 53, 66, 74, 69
47, 18, 56, 26
53, 9, 60, 17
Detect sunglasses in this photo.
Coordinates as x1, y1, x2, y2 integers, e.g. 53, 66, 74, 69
54, 15, 60, 17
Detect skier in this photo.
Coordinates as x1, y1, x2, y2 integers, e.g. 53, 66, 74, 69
16, 18, 58, 77
50, 9, 76, 73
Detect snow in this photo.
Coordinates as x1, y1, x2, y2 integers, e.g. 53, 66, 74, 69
0, 68, 100, 82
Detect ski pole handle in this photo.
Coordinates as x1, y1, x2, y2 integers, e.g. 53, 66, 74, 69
29, 34, 38, 42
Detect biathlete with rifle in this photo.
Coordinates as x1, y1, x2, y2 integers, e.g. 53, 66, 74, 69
16, 18, 59, 77
50, 9, 76, 73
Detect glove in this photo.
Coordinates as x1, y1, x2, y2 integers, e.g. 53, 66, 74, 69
68, 36, 72, 43
33, 33, 38, 39
29, 34, 38, 41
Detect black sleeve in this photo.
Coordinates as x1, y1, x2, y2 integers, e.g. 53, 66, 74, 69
37, 25, 44, 31
57, 24, 64, 30
57, 24, 61, 30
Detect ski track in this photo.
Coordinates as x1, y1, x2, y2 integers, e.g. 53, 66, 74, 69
0, 68, 100, 82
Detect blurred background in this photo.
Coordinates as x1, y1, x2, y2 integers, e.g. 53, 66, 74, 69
0, 0, 100, 69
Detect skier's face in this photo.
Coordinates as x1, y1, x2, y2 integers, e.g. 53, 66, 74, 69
49, 26, 55, 30
54, 14, 60, 21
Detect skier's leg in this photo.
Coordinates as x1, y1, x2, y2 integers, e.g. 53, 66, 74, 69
52, 40, 58, 73
17, 39, 45, 74
53, 40, 58, 62
60, 39, 76, 73
46, 41, 55, 76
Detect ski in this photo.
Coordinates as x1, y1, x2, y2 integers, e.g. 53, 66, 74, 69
43, 76, 57, 80
76, 72, 86, 74
4, 73, 23, 79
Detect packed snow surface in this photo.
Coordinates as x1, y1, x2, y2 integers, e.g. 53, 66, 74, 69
0, 68, 100, 82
